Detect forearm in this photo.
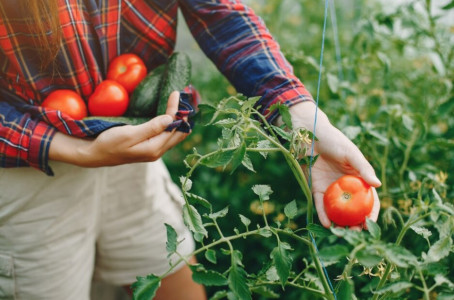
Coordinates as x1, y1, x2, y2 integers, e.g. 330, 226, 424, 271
48, 132, 93, 167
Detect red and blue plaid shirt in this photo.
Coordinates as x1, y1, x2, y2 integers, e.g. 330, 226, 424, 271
0, 0, 313, 175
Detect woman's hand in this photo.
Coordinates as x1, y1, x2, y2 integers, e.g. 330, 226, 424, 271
49, 91, 189, 167
288, 101, 381, 230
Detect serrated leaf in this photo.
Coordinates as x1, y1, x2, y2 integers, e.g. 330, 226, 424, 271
209, 206, 229, 220
214, 118, 238, 128
374, 281, 413, 295
200, 149, 235, 168
307, 223, 331, 238
266, 265, 280, 281
132, 274, 161, 300
183, 204, 208, 237
284, 200, 298, 219
186, 192, 212, 209
366, 218, 381, 240
228, 265, 251, 300
356, 248, 382, 268
410, 226, 432, 239
318, 245, 349, 264
271, 244, 293, 287
239, 214, 251, 229
180, 176, 192, 192
205, 249, 217, 264
258, 228, 272, 237
230, 142, 246, 174
190, 265, 228, 286
271, 125, 291, 141
165, 223, 178, 255
434, 274, 454, 288
252, 185, 273, 201
278, 104, 292, 130
256, 139, 272, 158
241, 154, 255, 172
380, 244, 417, 268
426, 236, 453, 263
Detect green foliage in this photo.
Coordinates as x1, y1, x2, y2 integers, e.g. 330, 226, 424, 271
131, 0, 453, 299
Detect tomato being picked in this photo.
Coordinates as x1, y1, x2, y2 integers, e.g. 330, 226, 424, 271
106, 53, 147, 93
323, 175, 374, 227
88, 80, 129, 117
42, 90, 87, 120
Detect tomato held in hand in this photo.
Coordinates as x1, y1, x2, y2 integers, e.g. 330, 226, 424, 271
323, 175, 374, 227
42, 90, 87, 120
107, 53, 147, 93
88, 80, 129, 117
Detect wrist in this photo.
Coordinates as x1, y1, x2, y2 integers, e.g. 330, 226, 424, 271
48, 132, 93, 167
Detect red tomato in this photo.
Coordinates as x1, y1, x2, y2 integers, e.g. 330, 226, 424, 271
88, 80, 129, 117
323, 175, 374, 227
42, 90, 87, 120
106, 53, 147, 93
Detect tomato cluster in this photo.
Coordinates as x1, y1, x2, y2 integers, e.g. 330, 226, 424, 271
41, 53, 147, 119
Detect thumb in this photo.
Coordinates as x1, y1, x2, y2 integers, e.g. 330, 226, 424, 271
347, 146, 381, 188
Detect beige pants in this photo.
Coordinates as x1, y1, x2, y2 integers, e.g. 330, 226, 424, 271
0, 160, 194, 300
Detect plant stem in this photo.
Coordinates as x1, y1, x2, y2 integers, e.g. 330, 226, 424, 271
399, 127, 420, 199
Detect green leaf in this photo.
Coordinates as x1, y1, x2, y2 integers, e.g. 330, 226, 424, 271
258, 228, 272, 238
271, 243, 293, 287
337, 279, 354, 300
441, 1, 454, 10
284, 200, 298, 219
183, 204, 208, 238
265, 265, 280, 282
278, 104, 293, 130
179, 176, 192, 192
250, 286, 280, 298
252, 185, 273, 201
200, 149, 235, 168
210, 290, 229, 300
230, 142, 246, 174
239, 214, 251, 229
186, 192, 212, 210
426, 236, 453, 263
241, 154, 255, 172
271, 125, 291, 141
410, 226, 432, 239
256, 139, 273, 158
318, 245, 349, 263
327, 73, 339, 93
228, 265, 251, 300
379, 244, 417, 268
164, 223, 178, 255
307, 223, 332, 238
209, 206, 229, 220
366, 218, 381, 240
205, 249, 217, 264
190, 265, 228, 286
434, 274, 454, 289
132, 274, 161, 300
374, 281, 413, 295
356, 248, 382, 268
214, 118, 238, 128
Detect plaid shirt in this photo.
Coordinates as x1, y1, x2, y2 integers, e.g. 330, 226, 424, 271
0, 0, 313, 175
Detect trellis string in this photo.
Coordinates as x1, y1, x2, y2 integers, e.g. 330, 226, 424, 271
307, 0, 337, 298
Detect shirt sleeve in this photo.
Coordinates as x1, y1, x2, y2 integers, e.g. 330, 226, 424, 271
0, 90, 120, 175
179, 0, 314, 123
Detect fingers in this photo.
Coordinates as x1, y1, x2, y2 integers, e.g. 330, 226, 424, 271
313, 192, 332, 228
346, 144, 382, 188
166, 91, 180, 116
130, 115, 174, 142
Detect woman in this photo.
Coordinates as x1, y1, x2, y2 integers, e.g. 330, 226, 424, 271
0, 0, 381, 299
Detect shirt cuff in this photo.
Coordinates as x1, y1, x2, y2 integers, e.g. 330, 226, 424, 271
28, 121, 57, 176
259, 86, 315, 124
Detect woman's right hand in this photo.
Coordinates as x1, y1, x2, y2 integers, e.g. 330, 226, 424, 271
49, 91, 189, 167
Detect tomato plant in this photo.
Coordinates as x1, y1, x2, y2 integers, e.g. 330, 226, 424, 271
41, 90, 87, 120
88, 80, 129, 117
107, 53, 147, 93
323, 175, 374, 227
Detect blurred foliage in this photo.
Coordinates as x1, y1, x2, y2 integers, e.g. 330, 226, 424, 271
160, 0, 454, 299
